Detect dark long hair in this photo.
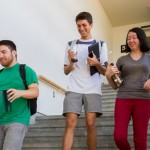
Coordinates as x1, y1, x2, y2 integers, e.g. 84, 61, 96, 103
125, 27, 150, 52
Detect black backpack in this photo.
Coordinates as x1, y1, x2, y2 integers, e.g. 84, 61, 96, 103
19, 64, 37, 115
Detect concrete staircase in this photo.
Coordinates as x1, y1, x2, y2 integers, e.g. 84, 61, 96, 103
22, 84, 150, 150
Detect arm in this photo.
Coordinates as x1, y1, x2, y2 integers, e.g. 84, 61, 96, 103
105, 64, 119, 90
7, 83, 39, 102
64, 50, 76, 75
95, 60, 106, 75
64, 63, 74, 75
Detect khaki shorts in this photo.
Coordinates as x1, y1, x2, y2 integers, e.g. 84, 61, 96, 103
63, 91, 102, 117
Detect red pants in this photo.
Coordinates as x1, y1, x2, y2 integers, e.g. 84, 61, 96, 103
114, 98, 150, 150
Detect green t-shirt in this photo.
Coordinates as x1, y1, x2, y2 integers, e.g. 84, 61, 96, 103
0, 63, 38, 125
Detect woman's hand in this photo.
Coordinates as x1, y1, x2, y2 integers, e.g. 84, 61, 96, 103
143, 79, 150, 90
105, 64, 119, 77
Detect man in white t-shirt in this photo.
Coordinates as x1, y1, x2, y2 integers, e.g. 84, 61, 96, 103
62, 12, 108, 150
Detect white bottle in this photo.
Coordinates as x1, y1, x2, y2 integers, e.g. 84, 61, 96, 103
70, 40, 78, 63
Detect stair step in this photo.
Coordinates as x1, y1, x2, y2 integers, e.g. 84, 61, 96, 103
22, 85, 150, 150
25, 126, 135, 137
23, 136, 138, 149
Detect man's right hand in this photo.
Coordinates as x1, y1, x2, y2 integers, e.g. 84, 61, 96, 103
68, 50, 76, 63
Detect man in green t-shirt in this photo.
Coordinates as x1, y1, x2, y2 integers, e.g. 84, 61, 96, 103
0, 40, 39, 150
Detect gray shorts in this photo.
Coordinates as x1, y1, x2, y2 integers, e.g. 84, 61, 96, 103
63, 91, 102, 117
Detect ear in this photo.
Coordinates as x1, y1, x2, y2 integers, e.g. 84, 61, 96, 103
90, 23, 93, 28
12, 50, 17, 57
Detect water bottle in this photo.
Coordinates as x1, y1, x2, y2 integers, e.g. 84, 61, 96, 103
70, 41, 78, 63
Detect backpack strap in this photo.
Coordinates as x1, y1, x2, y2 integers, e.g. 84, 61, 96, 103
19, 64, 28, 89
0, 65, 28, 89
96, 40, 104, 47
69, 39, 78, 50
0, 66, 28, 89
69, 39, 104, 57
19, 64, 30, 108
95, 40, 104, 55
19, 64, 37, 115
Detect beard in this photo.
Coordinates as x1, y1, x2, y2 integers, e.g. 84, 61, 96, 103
0, 55, 14, 67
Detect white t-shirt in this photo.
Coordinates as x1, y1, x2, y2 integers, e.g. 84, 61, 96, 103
64, 39, 108, 95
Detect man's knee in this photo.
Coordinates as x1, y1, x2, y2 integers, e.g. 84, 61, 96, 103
65, 114, 78, 129
85, 113, 96, 129
86, 120, 95, 128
